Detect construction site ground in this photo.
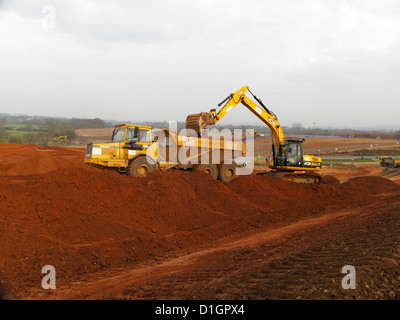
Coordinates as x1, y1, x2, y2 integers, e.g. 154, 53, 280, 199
1, 139, 400, 300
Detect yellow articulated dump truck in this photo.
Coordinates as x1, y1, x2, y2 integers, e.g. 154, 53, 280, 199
84, 124, 246, 182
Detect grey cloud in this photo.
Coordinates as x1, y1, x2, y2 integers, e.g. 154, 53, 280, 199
0, 0, 400, 128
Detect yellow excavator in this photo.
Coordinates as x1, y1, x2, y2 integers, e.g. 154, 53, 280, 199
54, 136, 67, 143
185, 86, 322, 184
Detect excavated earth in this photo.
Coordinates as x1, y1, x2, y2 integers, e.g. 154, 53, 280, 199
0, 143, 400, 300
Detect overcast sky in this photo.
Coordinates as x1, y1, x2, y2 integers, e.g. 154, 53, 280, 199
1, 0, 399, 129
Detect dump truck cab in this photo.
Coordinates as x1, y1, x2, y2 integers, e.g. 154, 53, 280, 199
112, 124, 152, 146
85, 124, 155, 171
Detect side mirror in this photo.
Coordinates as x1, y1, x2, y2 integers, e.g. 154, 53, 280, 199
153, 136, 158, 142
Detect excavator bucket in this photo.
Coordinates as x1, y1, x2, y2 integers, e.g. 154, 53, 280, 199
185, 112, 214, 136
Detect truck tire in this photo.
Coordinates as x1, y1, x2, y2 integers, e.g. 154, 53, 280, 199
197, 164, 218, 180
128, 157, 154, 177
218, 163, 237, 182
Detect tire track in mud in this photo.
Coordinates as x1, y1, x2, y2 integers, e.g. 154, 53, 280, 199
380, 168, 400, 183
142, 197, 400, 300
25, 199, 399, 300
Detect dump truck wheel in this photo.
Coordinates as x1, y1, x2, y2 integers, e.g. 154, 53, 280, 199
128, 157, 154, 178
218, 164, 237, 182
197, 164, 218, 180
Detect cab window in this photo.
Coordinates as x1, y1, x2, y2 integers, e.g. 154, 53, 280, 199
138, 129, 150, 143
112, 128, 126, 142
126, 127, 138, 142
286, 143, 302, 165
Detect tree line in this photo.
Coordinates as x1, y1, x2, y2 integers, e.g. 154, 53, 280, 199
0, 116, 108, 145
0, 115, 399, 145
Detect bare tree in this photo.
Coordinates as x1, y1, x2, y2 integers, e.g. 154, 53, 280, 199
290, 123, 304, 133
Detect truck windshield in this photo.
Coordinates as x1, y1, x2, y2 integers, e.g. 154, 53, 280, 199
112, 128, 126, 142
126, 128, 138, 142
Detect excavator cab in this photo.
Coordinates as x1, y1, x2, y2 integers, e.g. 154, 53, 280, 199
274, 139, 304, 168
283, 140, 304, 167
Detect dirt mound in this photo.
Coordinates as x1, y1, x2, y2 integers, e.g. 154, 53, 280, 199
321, 175, 341, 186
343, 176, 400, 195
0, 143, 85, 175
0, 143, 399, 298
6, 151, 77, 175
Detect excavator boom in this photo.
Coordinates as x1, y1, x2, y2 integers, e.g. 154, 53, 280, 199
187, 86, 285, 142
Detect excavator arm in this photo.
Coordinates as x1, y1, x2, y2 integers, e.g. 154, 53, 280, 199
186, 86, 285, 146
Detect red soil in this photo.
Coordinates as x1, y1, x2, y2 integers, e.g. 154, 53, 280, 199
0, 143, 399, 299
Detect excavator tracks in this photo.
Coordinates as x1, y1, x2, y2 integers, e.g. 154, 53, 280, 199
258, 171, 322, 184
